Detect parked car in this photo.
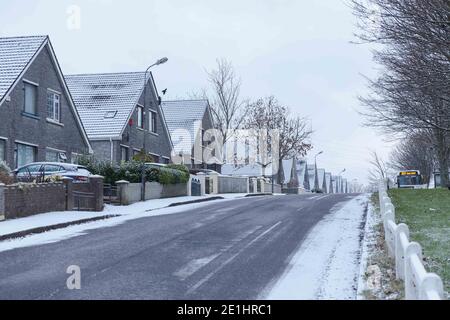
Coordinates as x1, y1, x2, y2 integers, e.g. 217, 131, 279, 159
13, 162, 92, 183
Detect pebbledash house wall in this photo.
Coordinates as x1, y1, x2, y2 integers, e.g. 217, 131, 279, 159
0, 44, 90, 168
90, 79, 173, 164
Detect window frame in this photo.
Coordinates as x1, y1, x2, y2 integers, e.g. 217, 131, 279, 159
149, 110, 157, 134
14, 142, 38, 169
0, 138, 6, 162
137, 105, 144, 129
23, 80, 38, 116
47, 89, 61, 122
120, 145, 130, 162
45, 148, 67, 163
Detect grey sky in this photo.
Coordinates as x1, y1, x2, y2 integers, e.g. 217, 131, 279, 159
0, 0, 394, 184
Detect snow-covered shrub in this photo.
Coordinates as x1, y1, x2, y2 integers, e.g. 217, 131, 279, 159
0, 160, 13, 185
78, 158, 189, 185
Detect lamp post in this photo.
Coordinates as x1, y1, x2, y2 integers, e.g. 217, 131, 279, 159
141, 57, 168, 201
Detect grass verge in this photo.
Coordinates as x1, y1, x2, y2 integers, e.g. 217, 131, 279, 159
388, 188, 449, 294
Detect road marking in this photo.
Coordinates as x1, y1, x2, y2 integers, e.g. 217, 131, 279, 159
186, 221, 283, 295
174, 254, 221, 281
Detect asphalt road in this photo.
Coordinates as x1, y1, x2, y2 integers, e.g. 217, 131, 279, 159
0, 194, 360, 300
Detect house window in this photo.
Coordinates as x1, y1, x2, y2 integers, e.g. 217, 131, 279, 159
137, 106, 144, 129
24, 82, 38, 115
47, 91, 61, 122
0, 139, 5, 161
71, 153, 82, 164
121, 146, 129, 162
153, 155, 160, 163
15, 143, 37, 168
46, 149, 67, 163
149, 111, 157, 133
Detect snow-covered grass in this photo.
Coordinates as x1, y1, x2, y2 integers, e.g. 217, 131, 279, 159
266, 194, 369, 300
0, 194, 249, 253
389, 189, 450, 295
357, 194, 403, 300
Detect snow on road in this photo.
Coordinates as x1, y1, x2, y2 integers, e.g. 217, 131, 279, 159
266, 194, 369, 300
0, 194, 249, 253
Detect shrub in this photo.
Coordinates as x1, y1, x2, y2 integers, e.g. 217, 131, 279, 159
80, 158, 189, 185
0, 161, 11, 174
0, 161, 13, 185
132, 150, 154, 163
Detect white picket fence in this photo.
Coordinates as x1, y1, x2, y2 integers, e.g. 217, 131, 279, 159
378, 181, 445, 300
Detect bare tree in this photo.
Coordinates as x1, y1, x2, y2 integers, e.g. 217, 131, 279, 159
389, 131, 437, 185
243, 96, 312, 183
368, 150, 390, 188
353, 0, 450, 186
206, 59, 249, 145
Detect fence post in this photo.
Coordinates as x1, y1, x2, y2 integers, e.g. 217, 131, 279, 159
395, 223, 410, 280
116, 180, 130, 205
90, 175, 104, 211
0, 183, 5, 221
61, 177, 74, 211
420, 273, 444, 300
197, 173, 206, 196
405, 242, 423, 300
209, 172, 219, 195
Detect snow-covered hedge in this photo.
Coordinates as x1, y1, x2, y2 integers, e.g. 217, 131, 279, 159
0, 161, 13, 185
78, 157, 189, 186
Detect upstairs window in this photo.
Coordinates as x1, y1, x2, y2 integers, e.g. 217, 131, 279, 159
0, 139, 5, 161
137, 106, 144, 129
150, 111, 157, 133
47, 91, 61, 122
24, 82, 37, 115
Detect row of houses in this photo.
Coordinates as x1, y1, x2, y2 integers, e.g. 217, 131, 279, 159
0, 35, 216, 170
222, 158, 350, 194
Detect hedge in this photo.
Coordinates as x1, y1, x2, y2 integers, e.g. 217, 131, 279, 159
78, 157, 190, 186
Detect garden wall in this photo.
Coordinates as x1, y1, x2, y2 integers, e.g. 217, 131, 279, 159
117, 181, 189, 205
0, 176, 104, 221
218, 176, 249, 194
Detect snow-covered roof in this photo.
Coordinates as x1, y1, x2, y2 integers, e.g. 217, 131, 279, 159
308, 168, 316, 190
161, 100, 209, 154
325, 172, 332, 192
282, 159, 293, 184
317, 169, 326, 189
297, 160, 308, 187
281, 158, 309, 187
65, 72, 149, 140
0, 35, 47, 103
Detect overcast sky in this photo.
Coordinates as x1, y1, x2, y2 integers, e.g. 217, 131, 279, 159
0, 0, 395, 184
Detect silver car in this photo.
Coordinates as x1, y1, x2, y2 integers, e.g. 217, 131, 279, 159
14, 162, 92, 183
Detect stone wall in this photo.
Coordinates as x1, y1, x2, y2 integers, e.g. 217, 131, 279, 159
0, 176, 104, 221
0, 183, 66, 219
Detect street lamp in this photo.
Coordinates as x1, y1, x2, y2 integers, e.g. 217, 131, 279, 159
141, 57, 168, 201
